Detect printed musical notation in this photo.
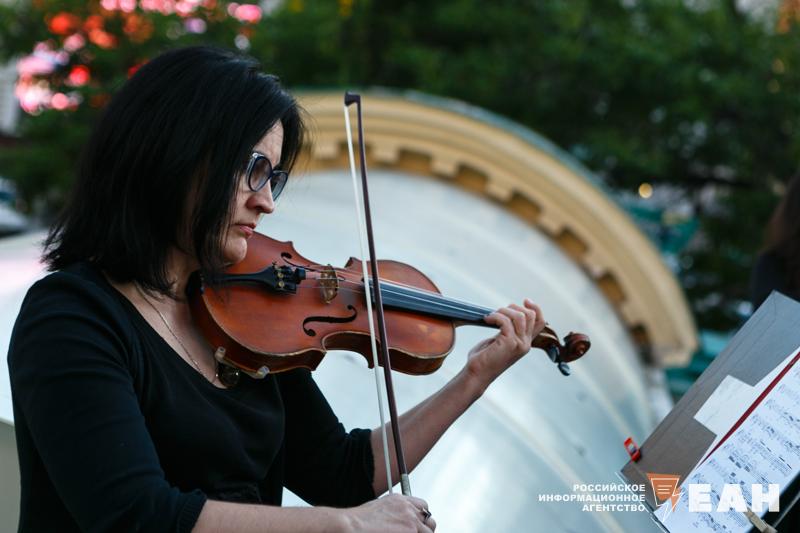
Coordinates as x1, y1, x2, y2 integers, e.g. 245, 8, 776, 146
662, 350, 800, 533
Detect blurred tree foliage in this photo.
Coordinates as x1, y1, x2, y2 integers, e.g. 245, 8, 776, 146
1, 0, 799, 333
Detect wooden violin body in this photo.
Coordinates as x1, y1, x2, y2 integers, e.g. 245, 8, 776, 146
189, 232, 590, 379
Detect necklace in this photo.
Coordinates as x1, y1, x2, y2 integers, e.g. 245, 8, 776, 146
135, 283, 219, 384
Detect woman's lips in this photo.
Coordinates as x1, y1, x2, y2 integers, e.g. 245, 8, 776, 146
237, 224, 254, 238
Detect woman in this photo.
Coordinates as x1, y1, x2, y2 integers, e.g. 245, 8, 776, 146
8, 46, 545, 532
751, 174, 800, 309
749, 173, 800, 531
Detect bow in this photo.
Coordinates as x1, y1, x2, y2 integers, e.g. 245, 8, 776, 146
343, 92, 412, 496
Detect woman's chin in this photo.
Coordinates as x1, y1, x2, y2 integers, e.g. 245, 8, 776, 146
223, 241, 248, 265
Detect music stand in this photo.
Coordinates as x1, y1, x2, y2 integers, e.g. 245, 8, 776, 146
620, 291, 800, 532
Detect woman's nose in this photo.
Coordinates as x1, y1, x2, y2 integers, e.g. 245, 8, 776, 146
247, 186, 275, 214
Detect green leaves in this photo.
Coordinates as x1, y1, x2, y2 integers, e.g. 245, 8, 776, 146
3, 0, 798, 331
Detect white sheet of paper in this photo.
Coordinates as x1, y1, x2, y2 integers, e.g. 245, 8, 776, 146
659, 348, 800, 533
694, 349, 798, 459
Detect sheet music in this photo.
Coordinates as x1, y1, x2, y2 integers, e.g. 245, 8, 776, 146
694, 353, 792, 458
660, 351, 800, 532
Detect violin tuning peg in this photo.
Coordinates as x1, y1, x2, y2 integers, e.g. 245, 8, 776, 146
558, 362, 572, 377
545, 345, 560, 364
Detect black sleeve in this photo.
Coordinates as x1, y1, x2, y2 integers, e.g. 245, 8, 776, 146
278, 369, 376, 507
750, 253, 786, 310
8, 272, 206, 532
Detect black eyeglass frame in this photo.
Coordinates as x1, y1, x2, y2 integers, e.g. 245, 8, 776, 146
245, 152, 289, 198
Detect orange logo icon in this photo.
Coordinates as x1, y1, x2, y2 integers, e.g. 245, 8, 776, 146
647, 472, 682, 514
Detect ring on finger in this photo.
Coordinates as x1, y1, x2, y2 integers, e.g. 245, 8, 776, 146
421, 507, 432, 523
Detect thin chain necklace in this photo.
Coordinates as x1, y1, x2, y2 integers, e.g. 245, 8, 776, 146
135, 283, 218, 384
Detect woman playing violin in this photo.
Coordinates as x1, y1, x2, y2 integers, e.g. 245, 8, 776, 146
8, 46, 546, 533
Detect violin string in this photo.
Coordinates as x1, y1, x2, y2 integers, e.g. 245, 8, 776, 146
304, 272, 495, 315
379, 286, 489, 320
301, 264, 497, 313
380, 281, 496, 315
298, 269, 473, 309
300, 276, 479, 316
301, 276, 492, 319
228, 265, 487, 317
234, 264, 492, 320
284, 261, 491, 315
298, 275, 493, 320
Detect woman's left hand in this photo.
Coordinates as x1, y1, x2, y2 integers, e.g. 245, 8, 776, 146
369, 298, 547, 494
465, 298, 546, 391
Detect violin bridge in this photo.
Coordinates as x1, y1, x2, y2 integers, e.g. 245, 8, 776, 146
319, 264, 339, 303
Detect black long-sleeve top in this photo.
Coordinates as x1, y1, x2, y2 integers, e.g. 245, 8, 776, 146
8, 262, 375, 532
750, 251, 800, 309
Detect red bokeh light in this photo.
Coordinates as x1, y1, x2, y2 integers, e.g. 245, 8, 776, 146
88, 29, 117, 48
67, 65, 90, 86
48, 12, 81, 35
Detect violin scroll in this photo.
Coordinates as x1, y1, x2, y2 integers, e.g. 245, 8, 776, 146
532, 326, 591, 376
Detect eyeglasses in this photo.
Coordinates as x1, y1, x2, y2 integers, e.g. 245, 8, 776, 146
245, 152, 289, 198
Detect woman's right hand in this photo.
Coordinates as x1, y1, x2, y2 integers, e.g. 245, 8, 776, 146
342, 494, 436, 532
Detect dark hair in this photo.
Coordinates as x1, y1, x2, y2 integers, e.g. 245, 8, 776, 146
764, 173, 800, 292
44, 46, 305, 294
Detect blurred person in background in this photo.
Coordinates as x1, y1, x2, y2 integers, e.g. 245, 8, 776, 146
751, 172, 800, 529
751, 173, 800, 309
7, 46, 546, 533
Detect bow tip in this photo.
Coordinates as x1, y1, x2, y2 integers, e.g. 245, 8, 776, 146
344, 91, 360, 106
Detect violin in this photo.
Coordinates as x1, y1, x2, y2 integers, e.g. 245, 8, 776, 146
188, 232, 591, 382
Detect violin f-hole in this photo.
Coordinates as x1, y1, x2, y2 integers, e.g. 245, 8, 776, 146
302, 305, 358, 337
